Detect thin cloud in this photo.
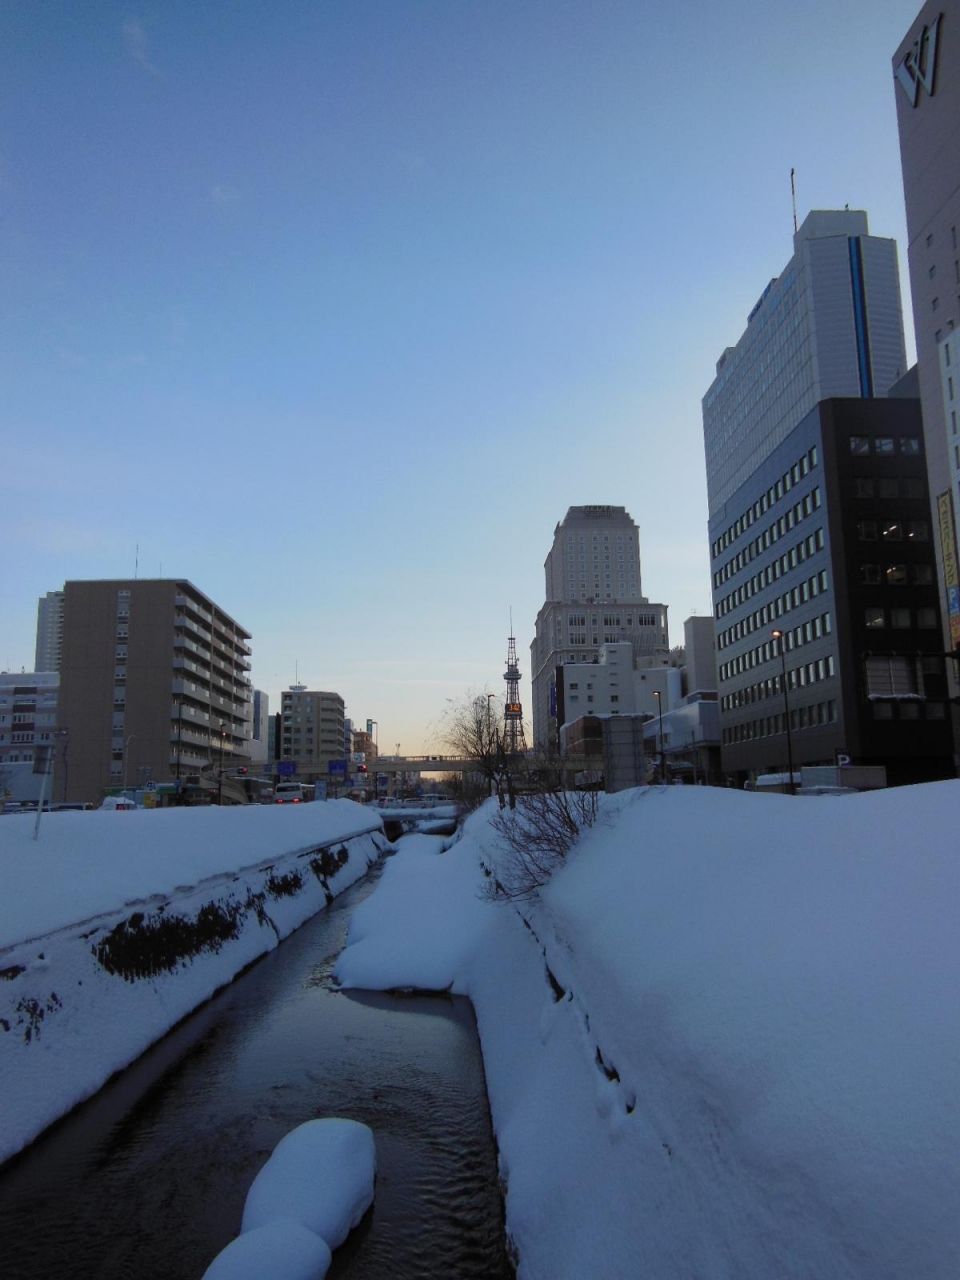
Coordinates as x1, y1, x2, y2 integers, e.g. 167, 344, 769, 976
123, 18, 159, 74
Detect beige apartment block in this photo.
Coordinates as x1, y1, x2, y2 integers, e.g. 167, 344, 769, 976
279, 685, 346, 784
57, 579, 252, 803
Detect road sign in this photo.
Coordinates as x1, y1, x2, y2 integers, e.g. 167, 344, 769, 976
836, 750, 852, 768
328, 759, 347, 776
277, 761, 297, 777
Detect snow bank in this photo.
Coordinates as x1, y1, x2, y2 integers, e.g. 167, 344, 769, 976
335, 786, 960, 1279
241, 1118, 376, 1248
0, 802, 385, 1164
202, 1221, 332, 1280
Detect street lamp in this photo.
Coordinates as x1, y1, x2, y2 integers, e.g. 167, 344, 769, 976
123, 734, 138, 792
653, 690, 666, 784
771, 630, 796, 795
218, 722, 227, 805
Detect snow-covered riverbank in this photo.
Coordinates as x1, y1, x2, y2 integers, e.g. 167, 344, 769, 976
0, 801, 385, 1164
336, 784, 960, 1279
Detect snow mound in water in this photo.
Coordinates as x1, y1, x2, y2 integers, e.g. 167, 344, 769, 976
241, 1117, 377, 1250
201, 1219, 332, 1279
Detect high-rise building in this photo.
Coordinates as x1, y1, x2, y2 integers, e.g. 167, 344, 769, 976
703, 209, 907, 518
892, 3, 960, 698
35, 591, 65, 672
279, 685, 345, 784
700, 211, 957, 785
56, 579, 252, 802
530, 505, 669, 747
249, 689, 270, 763
707, 395, 954, 786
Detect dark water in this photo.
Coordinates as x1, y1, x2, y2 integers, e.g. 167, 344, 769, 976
0, 861, 512, 1279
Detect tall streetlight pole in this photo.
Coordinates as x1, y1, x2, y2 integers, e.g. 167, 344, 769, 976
653, 690, 666, 784
771, 630, 796, 795
218, 722, 227, 805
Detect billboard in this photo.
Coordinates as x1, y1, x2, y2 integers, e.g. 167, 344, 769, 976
936, 490, 960, 648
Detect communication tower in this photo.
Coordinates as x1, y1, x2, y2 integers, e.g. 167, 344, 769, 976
503, 624, 527, 755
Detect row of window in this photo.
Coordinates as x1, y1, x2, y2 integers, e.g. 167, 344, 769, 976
722, 659, 835, 714
859, 563, 935, 585
852, 476, 926, 500
714, 488, 822, 587
864, 606, 939, 630
857, 520, 929, 542
712, 446, 819, 559
717, 570, 829, 649
848, 435, 921, 456
722, 700, 838, 744
715, 532, 826, 620
720, 619, 833, 686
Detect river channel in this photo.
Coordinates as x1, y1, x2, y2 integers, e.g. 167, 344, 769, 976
0, 852, 513, 1279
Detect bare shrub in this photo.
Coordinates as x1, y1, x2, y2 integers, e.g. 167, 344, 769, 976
485, 787, 600, 902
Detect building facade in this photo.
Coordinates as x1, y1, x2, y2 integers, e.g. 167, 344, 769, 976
893, 3, 960, 705
710, 398, 954, 785
56, 579, 252, 802
249, 689, 270, 763
35, 591, 64, 673
0, 671, 61, 802
530, 505, 669, 747
279, 686, 346, 784
702, 209, 908, 518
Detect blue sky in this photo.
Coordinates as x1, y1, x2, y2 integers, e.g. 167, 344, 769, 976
1, 0, 919, 751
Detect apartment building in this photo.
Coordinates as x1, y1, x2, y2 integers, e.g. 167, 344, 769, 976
56, 579, 252, 802
279, 685, 346, 784
0, 671, 60, 802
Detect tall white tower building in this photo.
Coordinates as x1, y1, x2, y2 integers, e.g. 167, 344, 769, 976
702, 209, 908, 517
530, 506, 669, 747
35, 590, 65, 672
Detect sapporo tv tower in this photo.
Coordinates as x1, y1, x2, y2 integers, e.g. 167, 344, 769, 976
503, 619, 527, 756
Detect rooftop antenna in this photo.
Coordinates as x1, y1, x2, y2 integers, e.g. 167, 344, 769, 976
790, 168, 798, 235
134, 543, 139, 579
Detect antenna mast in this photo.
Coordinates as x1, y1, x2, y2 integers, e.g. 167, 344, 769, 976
790, 168, 798, 234
503, 613, 527, 756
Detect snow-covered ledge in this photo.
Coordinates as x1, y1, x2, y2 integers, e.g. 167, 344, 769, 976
0, 802, 386, 1165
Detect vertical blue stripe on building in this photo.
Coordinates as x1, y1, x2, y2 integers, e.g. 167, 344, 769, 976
848, 237, 873, 397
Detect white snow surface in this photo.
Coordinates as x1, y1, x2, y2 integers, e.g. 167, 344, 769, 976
241, 1118, 376, 1249
336, 784, 960, 1279
201, 1220, 332, 1280
0, 801, 383, 1163
3, 784, 959, 1277
0, 801, 377, 945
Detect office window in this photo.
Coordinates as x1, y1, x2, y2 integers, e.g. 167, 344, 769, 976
885, 564, 908, 585
854, 477, 874, 498
890, 608, 911, 629
881, 522, 903, 541
849, 436, 870, 455
858, 521, 877, 540
875, 437, 895, 455
878, 478, 899, 499
907, 522, 929, 541
860, 564, 881, 584
913, 565, 935, 585
903, 478, 925, 499
917, 608, 938, 629
865, 607, 885, 629
866, 655, 919, 698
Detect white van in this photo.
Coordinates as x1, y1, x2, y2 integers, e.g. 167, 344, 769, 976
274, 782, 313, 804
